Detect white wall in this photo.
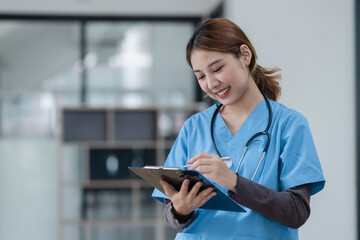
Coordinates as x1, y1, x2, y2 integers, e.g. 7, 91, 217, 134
226, 0, 355, 239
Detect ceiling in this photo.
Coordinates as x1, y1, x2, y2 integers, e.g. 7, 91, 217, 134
0, 0, 224, 17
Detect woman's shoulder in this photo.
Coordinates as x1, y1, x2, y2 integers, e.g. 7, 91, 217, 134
180, 104, 217, 131
270, 100, 309, 126
185, 104, 217, 122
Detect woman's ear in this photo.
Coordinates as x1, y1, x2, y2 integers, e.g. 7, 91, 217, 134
239, 44, 252, 65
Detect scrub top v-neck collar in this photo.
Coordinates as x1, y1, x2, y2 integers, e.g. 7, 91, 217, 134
210, 99, 269, 168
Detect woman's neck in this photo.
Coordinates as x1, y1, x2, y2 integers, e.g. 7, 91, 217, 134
221, 80, 263, 117
220, 81, 263, 135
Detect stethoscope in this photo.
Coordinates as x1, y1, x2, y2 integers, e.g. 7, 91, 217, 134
210, 93, 272, 181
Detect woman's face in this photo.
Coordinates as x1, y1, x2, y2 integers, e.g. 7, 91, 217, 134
190, 49, 252, 106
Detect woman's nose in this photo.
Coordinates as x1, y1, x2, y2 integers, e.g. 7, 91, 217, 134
207, 76, 220, 90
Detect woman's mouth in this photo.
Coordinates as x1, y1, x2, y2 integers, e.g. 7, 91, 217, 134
216, 87, 230, 98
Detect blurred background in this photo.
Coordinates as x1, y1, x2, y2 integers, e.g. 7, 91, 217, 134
0, 0, 355, 239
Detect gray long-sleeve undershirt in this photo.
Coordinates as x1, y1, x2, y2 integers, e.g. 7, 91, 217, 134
163, 174, 311, 231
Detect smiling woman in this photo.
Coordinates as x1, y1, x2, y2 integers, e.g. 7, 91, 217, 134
152, 18, 325, 240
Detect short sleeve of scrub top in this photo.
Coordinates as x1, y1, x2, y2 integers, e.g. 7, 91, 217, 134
278, 110, 325, 195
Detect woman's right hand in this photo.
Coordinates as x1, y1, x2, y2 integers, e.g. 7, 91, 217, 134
159, 179, 217, 216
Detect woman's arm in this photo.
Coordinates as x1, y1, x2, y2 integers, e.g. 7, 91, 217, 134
182, 152, 311, 229
159, 178, 216, 231
163, 176, 311, 231
228, 174, 311, 229
163, 199, 195, 231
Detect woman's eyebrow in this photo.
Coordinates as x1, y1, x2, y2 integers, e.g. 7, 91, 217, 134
208, 59, 223, 68
193, 59, 223, 73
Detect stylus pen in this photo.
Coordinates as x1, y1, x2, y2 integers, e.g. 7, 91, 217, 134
181, 157, 230, 168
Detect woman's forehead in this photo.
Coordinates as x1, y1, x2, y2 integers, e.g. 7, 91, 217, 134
191, 50, 232, 70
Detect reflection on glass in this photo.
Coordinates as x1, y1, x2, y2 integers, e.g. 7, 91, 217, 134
89, 149, 156, 180
85, 189, 133, 220
122, 93, 150, 109
166, 226, 178, 240
0, 21, 81, 137
118, 25, 152, 90
140, 188, 157, 219
63, 226, 83, 240
86, 21, 194, 107
63, 186, 82, 220
105, 155, 119, 176
62, 146, 84, 182
158, 110, 197, 140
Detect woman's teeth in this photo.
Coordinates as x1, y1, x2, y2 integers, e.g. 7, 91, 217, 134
217, 87, 230, 96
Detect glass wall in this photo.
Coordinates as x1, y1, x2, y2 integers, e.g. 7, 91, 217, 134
0, 21, 81, 138
0, 19, 195, 240
86, 21, 194, 108
0, 20, 81, 240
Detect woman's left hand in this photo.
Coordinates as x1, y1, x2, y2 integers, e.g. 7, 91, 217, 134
186, 152, 237, 192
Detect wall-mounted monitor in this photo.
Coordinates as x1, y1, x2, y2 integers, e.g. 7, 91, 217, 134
115, 110, 156, 141
63, 110, 107, 142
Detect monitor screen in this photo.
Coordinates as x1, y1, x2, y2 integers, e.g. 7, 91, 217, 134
63, 110, 107, 142
115, 110, 156, 141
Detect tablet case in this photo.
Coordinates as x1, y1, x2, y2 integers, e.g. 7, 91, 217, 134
129, 166, 245, 212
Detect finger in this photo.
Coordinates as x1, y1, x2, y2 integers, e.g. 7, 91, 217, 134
160, 181, 176, 198
194, 187, 216, 204
196, 186, 216, 199
190, 159, 212, 170
194, 166, 213, 175
197, 190, 217, 207
187, 181, 203, 199
197, 152, 213, 158
187, 152, 210, 164
192, 163, 216, 175
179, 179, 190, 196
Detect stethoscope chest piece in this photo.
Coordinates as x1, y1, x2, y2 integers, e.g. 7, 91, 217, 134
221, 157, 232, 168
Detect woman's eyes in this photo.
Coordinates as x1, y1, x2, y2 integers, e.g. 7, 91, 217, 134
213, 66, 223, 72
196, 65, 223, 80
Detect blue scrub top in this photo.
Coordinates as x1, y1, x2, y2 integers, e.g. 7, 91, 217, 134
152, 99, 325, 240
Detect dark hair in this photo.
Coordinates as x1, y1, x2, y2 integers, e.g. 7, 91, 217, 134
186, 18, 281, 101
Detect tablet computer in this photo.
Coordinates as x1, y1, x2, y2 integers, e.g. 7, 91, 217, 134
129, 166, 245, 212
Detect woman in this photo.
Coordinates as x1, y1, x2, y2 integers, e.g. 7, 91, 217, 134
152, 18, 325, 240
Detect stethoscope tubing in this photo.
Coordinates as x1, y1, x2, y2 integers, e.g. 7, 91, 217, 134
211, 92, 272, 180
